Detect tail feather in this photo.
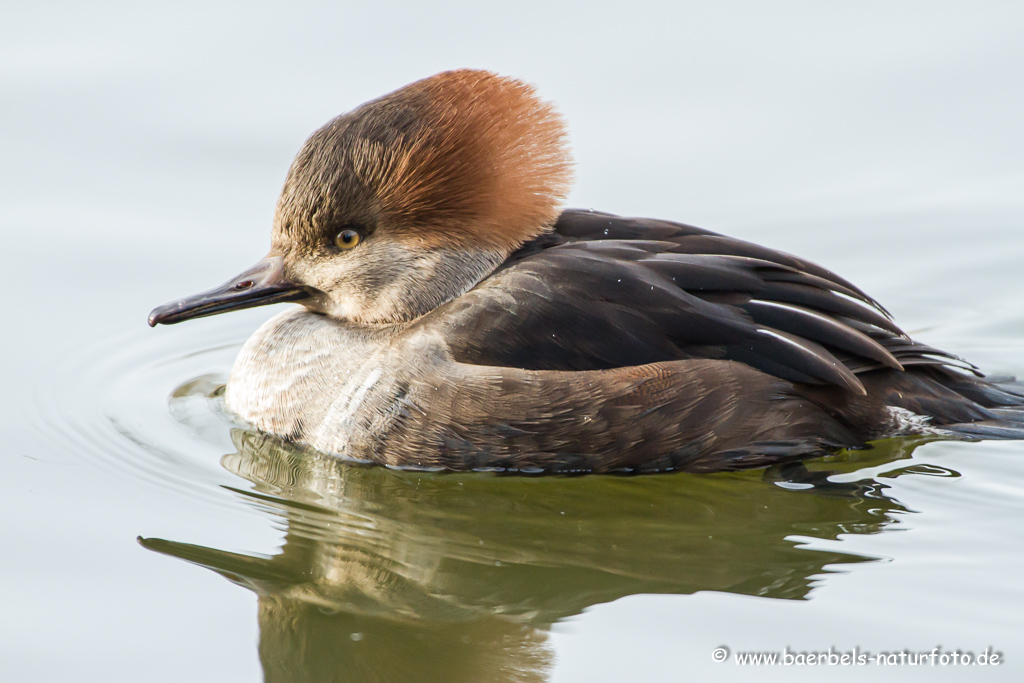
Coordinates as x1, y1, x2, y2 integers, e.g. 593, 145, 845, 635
852, 367, 1024, 443
937, 372, 1024, 408
945, 419, 1024, 440
928, 371, 1024, 439
989, 377, 1024, 398
964, 371, 1024, 435
989, 407, 1024, 423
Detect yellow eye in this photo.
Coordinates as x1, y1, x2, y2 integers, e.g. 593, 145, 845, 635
334, 229, 362, 251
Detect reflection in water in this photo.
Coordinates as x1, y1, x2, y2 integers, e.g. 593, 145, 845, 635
140, 412, 947, 682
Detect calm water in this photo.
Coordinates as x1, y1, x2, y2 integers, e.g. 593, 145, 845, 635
4, 2, 1024, 681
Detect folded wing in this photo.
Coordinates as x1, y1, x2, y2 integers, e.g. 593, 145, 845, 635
430, 210, 976, 392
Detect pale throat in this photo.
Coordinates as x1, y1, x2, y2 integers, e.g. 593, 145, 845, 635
325, 244, 508, 324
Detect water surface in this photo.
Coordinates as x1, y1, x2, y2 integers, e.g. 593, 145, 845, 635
4, 2, 1024, 681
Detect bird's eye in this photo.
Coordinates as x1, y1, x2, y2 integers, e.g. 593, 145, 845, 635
333, 229, 362, 251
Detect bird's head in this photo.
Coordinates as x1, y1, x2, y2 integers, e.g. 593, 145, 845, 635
149, 69, 573, 327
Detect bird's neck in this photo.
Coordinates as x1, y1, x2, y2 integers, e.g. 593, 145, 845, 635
337, 244, 508, 324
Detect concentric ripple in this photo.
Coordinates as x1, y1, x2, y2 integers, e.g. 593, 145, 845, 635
26, 310, 272, 513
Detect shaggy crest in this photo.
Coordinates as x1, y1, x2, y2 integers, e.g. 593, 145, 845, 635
277, 69, 574, 252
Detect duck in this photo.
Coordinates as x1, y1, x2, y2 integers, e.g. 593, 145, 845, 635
149, 69, 1024, 474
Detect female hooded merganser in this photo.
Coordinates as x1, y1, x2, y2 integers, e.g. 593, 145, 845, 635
149, 69, 1024, 473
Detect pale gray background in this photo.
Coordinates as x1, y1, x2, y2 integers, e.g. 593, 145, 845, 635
3, 2, 1023, 681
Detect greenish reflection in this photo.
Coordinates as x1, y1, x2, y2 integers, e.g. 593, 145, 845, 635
141, 429, 944, 683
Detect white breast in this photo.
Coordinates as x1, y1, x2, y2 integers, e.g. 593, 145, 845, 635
224, 308, 398, 450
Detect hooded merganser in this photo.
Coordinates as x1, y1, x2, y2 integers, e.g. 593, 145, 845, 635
149, 69, 1024, 473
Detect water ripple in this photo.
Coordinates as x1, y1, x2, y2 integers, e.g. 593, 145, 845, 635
27, 314, 257, 512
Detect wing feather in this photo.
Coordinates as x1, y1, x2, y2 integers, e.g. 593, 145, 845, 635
427, 209, 967, 392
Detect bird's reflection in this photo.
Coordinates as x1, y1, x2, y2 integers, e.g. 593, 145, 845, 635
141, 428, 944, 683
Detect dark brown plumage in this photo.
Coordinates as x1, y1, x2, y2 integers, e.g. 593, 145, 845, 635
149, 70, 1024, 474
340, 209, 1023, 473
